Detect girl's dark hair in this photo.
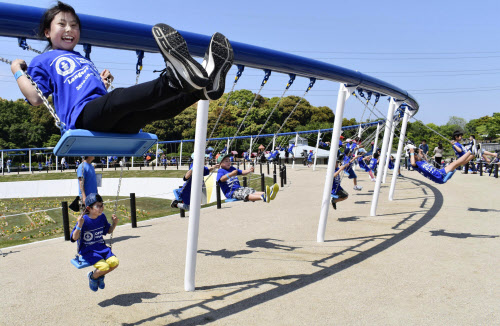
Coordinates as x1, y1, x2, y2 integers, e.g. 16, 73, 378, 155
38, 1, 80, 49
373, 152, 379, 159
438, 142, 443, 149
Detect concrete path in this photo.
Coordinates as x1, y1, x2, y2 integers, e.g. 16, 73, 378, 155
1, 167, 498, 325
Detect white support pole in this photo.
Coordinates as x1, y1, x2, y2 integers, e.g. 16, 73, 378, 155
373, 122, 381, 154
56, 156, 58, 171
317, 84, 351, 242
29, 150, 31, 173
248, 136, 253, 159
272, 136, 276, 151
155, 143, 159, 167
370, 98, 397, 216
131, 157, 134, 168
292, 133, 299, 168
389, 108, 410, 201
1, 151, 3, 174
313, 130, 321, 171
382, 121, 397, 183
180, 141, 183, 167
226, 138, 230, 154
185, 100, 209, 292
107, 157, 109, 169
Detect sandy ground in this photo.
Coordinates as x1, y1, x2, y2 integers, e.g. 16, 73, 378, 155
1, 166, 499, 325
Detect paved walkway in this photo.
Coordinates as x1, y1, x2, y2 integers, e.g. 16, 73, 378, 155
1, 167, 499, 325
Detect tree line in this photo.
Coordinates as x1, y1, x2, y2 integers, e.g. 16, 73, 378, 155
0, 91, 498, 156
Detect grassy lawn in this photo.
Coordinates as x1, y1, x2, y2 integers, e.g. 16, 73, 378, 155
0, 173, 275, 248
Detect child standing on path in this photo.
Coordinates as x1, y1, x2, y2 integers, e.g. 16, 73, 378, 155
71, 193, 118, 292
11, 1, 233, 134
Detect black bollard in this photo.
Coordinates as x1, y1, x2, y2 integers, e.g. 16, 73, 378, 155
267, 162, 270, 175
243, 176, 248, 187
237, 161, 240, 170
494, 163, 499, 178
260, 163, 262, 174
280, 167, 284, 187
180, 207, 185, 217
243, 159, 246, 170
216, 182, 222, 209
273, 170, 277, 184
130, 193, 137, 228
61, 201, 70, 241
260, 173, 265, 192
464, 162, 469, 174
479, 161, 483, 176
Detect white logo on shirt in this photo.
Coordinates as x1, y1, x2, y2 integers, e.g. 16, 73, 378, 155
83, 231, 93, 242
55, 57, 76, 76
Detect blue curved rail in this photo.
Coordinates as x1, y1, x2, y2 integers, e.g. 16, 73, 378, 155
0, 2, 418, 111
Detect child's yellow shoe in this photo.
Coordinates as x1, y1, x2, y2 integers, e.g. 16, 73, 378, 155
265, 185, 271, 203
269, 183, 279, 200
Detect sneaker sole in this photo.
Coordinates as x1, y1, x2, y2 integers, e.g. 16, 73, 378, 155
152, 24, 208, 90
269, 183, 279, 200
199, 32, 234, 100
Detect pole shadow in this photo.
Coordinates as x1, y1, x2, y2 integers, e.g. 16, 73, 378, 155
468, 208, 500, 213
429, 229, 499, 239
125, 176, 442, 326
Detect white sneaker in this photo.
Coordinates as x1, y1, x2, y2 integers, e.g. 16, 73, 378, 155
353, 185, 363, 190
371, 178, 376, 182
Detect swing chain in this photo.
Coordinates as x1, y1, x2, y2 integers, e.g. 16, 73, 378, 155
110, 157, 125, 250
18, 37, 43, 54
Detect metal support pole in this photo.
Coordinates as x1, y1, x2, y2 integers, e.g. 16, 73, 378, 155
267, 162, 270, 175
29, 150, 31, 173
494, 162, 498, 178
62, 201, 70, 241
56, 156, 58, 172
272, 136, 276, 151
180, 141, 183, 167
284, 164, 287, 184
156, 143, 159, 167
373, 122, 381, 154
248, 136, 253, 162
313, 130, 321, 171
216, 182, 222, 209
273, 170, 277, 184
318, 84, 351, 242
132, 157, 134, 168
479, 161, 483, 176
185, 100, 209, 292
292, 133, 299, 169
260, 173, 265, 192
130, 193, 137, 228
243, 176, 248, 187
383, 120, 397, 184
1, 151, 3, 175
370, 98, 397, 216
389, 108, 410, 201
280, 166, 284, 187
107, 157, 109, 169
464, 162, 469, 174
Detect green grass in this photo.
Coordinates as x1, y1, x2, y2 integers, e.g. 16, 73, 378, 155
0, 169, 186, 182
0, 174, 275, 248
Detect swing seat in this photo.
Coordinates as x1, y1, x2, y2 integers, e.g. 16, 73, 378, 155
71, 255, 91, 269
173, 188, 182, 201
330, 194, 339, 199
443, 170, 456, 183
225, 198, 239, 202
54, 129, 158, 157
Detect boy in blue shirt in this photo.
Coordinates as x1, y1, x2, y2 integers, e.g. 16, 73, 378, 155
77, 156, 97, 206
407, 144, 474, 184
216, 154, 279, 203
71, 193, 118, 292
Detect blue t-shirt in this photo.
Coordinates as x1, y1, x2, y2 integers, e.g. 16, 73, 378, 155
453, 142, 466, 158
307, 152, 314, 161
388, 159, 395, 170
357, 157, 371, 171
369, 158, 378, 171
216, 166, 243, 199
419, 143, 429, 154
415, 161, 446, 184
27, 50, 107, 129
77, 162, 97, 197
331, 167, 343, 194
180, 164, 210, 205
70, 214, 113, 265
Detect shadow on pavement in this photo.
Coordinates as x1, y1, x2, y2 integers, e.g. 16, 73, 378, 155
429, 229, 499, 239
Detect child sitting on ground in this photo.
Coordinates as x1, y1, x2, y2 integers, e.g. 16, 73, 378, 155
216, 154, 279, 203
407, 144, 474, 184
71, 193, 118, 292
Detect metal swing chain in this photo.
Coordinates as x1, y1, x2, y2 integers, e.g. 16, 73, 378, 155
207, 65, 245, 143
263, 78, 316, 152
227, 69, 272, 150
251, 74, 296, 152
109, 158, 124, 250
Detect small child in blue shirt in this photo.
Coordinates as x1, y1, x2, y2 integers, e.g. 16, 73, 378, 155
71, 193, 118, 292
216, 154, 278, 203
331, 154, 358, 210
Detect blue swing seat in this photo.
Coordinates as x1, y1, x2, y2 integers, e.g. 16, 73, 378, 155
71, 255, 91, 269
330, 194, 339, 199
54, 129, 158, 157
173, 188, 182, 201
225, 198, 239, 202
443, 170, 456, 183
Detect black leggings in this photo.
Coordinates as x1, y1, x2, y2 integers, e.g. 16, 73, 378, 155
75, 76, 199, 133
